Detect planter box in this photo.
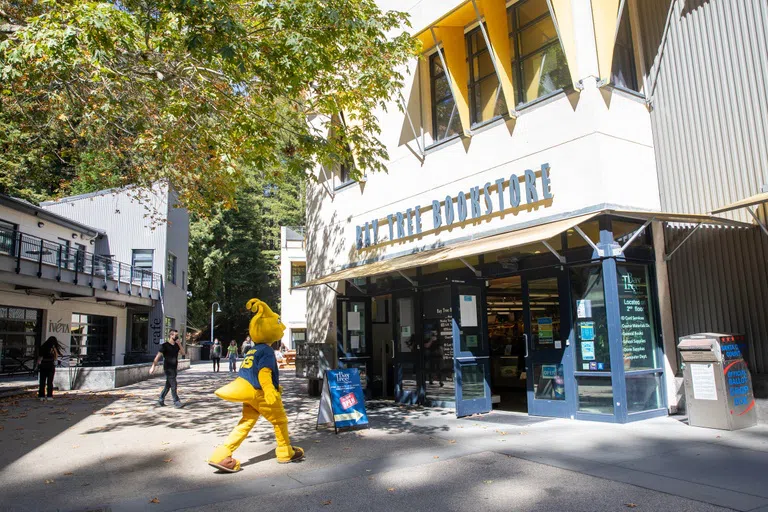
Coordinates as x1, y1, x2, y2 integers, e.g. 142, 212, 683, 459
53, 360, 191, 391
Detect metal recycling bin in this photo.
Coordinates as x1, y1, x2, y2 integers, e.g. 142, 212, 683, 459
678, 333, 757, 430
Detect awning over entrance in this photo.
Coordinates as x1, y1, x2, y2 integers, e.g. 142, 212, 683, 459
711, 192, 768, 214
711, 191, 768, 237
300, 208, 747, 289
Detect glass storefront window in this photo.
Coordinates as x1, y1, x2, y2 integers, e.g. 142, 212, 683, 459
341, 301, 367, 355
616, 264, 660, 371
570, 266, 611, 372
70, 313, 114, 367
130, 314, 149, 353
460, 363, 487, 400
626, 373, 663, 413
533, 363, 565, 400
423, 286, 455, 403
576, 376, 614, 414
430, 53, 461, 143
0, 306, 41, 374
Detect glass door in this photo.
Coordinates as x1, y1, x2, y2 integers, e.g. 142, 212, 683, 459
452, 282, 492, 417
524, 271, 573, 418
337, 297, 372, 396
393, 292, 422, 404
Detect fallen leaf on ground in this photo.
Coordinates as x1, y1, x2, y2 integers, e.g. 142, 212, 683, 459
625, 504, 637, 508
483, 480, 494, 484
161, 441, 170, 445
45, 479, 54, 484
72, 445, 79, 449
314, 440, 321, 443
163, 459, 173, 463
149, 497, 160, 503
448, 440, 456, 444
433, 456, 439, 459
63, 472, 73, 476
387, 488, 396, 492
321, 500, 332, 506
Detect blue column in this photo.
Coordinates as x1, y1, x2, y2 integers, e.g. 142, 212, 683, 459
598, 218, 628, 423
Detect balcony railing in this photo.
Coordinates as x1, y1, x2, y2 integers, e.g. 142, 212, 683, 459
0, 227, 162, 294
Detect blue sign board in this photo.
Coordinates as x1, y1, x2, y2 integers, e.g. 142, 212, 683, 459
318, 368, 369, 431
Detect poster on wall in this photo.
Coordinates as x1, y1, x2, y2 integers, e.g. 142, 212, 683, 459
580, 322, 595, 341
537, 317, 554, 345
581, 341, 595, 361
577, 300, 592, 319
459, 295, 478, 327
347, 311, 361, 331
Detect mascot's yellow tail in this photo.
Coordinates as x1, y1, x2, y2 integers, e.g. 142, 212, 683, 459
215, 377, 257, 403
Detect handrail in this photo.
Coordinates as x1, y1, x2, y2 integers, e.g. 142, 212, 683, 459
0, 226, 163, 292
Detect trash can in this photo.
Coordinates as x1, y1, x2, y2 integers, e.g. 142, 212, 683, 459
678, 333, 757, 430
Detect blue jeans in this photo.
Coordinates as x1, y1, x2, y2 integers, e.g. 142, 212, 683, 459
229, 356, 237, 372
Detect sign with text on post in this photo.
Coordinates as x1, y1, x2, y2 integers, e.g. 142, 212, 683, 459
317, 368, 370, 432
353, 163, 555, 250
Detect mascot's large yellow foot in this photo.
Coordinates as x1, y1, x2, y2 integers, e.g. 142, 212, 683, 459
207, 446, 241, 473
277, 446, 305, 464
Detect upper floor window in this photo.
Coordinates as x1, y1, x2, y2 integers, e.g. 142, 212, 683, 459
291, 262, 306, 287
167, 253, 177, 284
430, 52, 462, 143
0, 219, 17, 256
508, 0, 570, 104
132, 249, 153, 282
611, 6, 639, 92
467, 27, 507, 126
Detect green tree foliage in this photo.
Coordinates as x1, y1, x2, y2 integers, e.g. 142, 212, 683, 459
187, 170, 305, 341
0, 0, 416, 213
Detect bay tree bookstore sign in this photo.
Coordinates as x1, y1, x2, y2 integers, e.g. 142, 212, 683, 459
354, 163, 554, 250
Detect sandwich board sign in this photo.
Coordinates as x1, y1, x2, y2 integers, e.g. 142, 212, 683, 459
317, 368, 369, 433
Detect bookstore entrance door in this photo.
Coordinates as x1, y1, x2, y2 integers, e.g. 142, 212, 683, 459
486, 270, 573, 418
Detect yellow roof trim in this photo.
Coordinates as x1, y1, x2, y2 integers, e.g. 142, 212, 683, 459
413, 1, 476, 51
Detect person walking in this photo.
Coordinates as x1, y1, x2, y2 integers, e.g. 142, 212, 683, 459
37, 336, 65, 402
150, 329, 185, 407
241, 336, 253, 355
227, 340, 238, 372
211, 338, 222, 372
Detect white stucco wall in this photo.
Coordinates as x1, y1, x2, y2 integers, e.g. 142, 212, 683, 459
280, 227, 307, 350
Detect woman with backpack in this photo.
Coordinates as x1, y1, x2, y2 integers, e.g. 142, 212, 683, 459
37, 336, 65, 402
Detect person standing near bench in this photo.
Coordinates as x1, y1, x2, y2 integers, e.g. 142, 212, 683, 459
37, 336, 65, 402
211, 338, 222, 372
150, 329, 185, 407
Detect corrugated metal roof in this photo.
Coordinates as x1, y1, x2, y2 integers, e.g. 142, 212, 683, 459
0, 194, 104, 236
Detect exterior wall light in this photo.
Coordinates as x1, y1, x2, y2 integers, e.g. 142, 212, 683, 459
72, 233, 78, 239
37, 221, 45, 228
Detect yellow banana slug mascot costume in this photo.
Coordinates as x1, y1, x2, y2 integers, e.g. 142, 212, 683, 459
208, 299, 305, 472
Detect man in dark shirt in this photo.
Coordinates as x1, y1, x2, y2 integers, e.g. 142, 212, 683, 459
150, 329, 186, 407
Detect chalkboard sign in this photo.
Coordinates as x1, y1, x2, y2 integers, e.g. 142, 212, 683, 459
317, 368, 369, 433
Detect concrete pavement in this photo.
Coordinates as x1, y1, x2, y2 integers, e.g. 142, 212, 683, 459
0, 364, 767, 512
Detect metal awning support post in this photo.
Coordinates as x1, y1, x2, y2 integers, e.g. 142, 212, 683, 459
459, 257, 482, 277
397, 270, 417, 287
746, 207, 768, 237
470, 0, 504, 107
541, 240, 566, 263
346, 279, 365, 294
664, 223, 702, 261
398, 92, 424, 156
324, 283, 341, 295
616, 218, 654, 255
574, 225, 605, 257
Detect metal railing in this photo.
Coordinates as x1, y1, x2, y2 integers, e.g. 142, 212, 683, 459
0, 227, 163, 293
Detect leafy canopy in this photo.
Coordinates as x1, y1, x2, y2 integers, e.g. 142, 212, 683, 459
0, 0, 416, 212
